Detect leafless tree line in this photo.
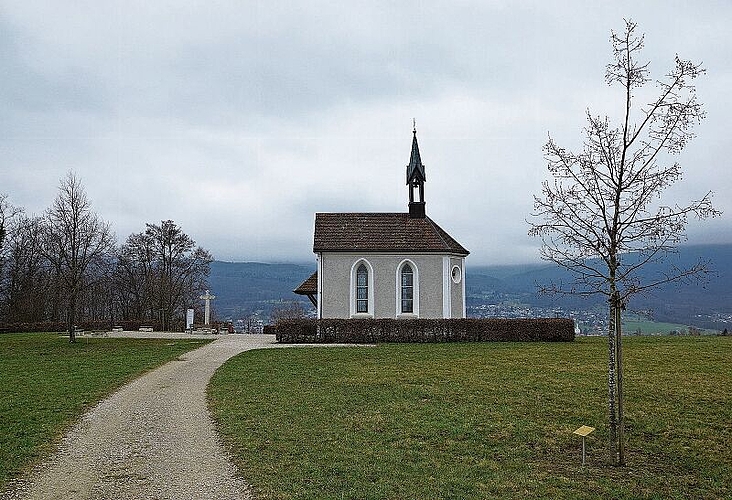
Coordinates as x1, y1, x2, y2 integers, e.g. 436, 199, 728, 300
0, 173, 212, 341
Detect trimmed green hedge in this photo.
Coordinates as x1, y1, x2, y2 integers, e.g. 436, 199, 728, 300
0, 320, 164, 334
273, 318, 575, 343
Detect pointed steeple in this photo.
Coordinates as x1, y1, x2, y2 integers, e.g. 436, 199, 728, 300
406, 122, 426, 218
406, 123, 426, 185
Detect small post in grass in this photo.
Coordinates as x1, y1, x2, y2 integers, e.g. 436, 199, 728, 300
573, 425, 595, 466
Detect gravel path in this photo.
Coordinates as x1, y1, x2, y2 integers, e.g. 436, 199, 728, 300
2, 333, 278, 500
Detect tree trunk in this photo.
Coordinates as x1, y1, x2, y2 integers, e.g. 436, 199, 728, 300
68, 293, 77, 343
607, 302, 618, 463
615, 300, 626, 465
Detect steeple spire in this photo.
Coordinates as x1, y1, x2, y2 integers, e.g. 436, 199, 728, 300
406, 122, 426, 218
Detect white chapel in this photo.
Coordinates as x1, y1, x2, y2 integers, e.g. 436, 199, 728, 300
295, 127, 469, 319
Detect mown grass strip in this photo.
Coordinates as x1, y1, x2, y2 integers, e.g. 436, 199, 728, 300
0, 332, 212, 489
209, 336, 731, 499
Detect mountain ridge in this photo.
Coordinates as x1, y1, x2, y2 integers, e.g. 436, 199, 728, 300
209, 244, 731, 329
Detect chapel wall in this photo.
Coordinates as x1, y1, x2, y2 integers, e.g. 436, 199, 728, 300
318, 253, 448, 319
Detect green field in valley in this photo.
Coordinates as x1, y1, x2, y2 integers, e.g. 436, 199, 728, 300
209, 336, 731, 499
0, 333, 211, 490
622, 319, 699, 335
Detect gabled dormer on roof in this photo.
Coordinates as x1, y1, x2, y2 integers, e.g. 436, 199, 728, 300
406, 124, 426, 219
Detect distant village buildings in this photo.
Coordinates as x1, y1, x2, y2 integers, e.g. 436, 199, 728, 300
295, 127, 469, 319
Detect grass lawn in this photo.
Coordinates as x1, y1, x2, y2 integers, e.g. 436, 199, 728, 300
209, 336, 731, 499
622, 319, 692, 335
0, 332, 212, 490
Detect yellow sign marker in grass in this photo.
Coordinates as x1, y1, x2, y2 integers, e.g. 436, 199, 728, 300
573, 425, 595, 437
573, 425, 595, 465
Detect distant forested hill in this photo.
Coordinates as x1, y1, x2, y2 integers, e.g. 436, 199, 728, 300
210, 244, 731, 328
467, 244, 731, 329
209, 261, 315, 318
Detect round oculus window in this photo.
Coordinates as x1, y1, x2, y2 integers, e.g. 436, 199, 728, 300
451, 265, 462, 283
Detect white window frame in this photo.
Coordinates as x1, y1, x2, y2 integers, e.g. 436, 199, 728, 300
442, 256, 452, 318
395, 259, 419, 318
349, 259, 374, 318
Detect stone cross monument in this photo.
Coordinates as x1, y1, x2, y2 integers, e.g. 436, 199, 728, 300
199, 290, 216, 326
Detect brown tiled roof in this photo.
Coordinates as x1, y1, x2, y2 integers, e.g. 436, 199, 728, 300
294, 272, 318, 295
313, 213, 469, 255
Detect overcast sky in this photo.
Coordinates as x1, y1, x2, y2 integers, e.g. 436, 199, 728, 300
1, 1, 729, 265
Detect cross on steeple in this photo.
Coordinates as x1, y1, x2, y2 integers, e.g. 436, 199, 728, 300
406, 122, 426, 218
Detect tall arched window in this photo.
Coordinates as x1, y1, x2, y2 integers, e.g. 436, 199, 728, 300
401, 263, 414, 313
356, 264, 369, 313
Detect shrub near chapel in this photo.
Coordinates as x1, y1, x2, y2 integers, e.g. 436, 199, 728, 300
274, 318, 575, 343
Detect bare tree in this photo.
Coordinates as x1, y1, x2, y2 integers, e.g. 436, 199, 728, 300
241, 314, 263, 334
1, 215, 50, 323
0, 195, 22, 320
116, 220, 212, 330
528, 20, 721, 465
114, 231, 156, 322
270, 301, 306, 323
0, 195, 23, 273
43, 172, 116, 342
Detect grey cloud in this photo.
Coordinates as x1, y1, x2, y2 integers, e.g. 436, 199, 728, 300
1, 1, 730, 265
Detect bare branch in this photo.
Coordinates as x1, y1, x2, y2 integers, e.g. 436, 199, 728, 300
528, 21, 719, 306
